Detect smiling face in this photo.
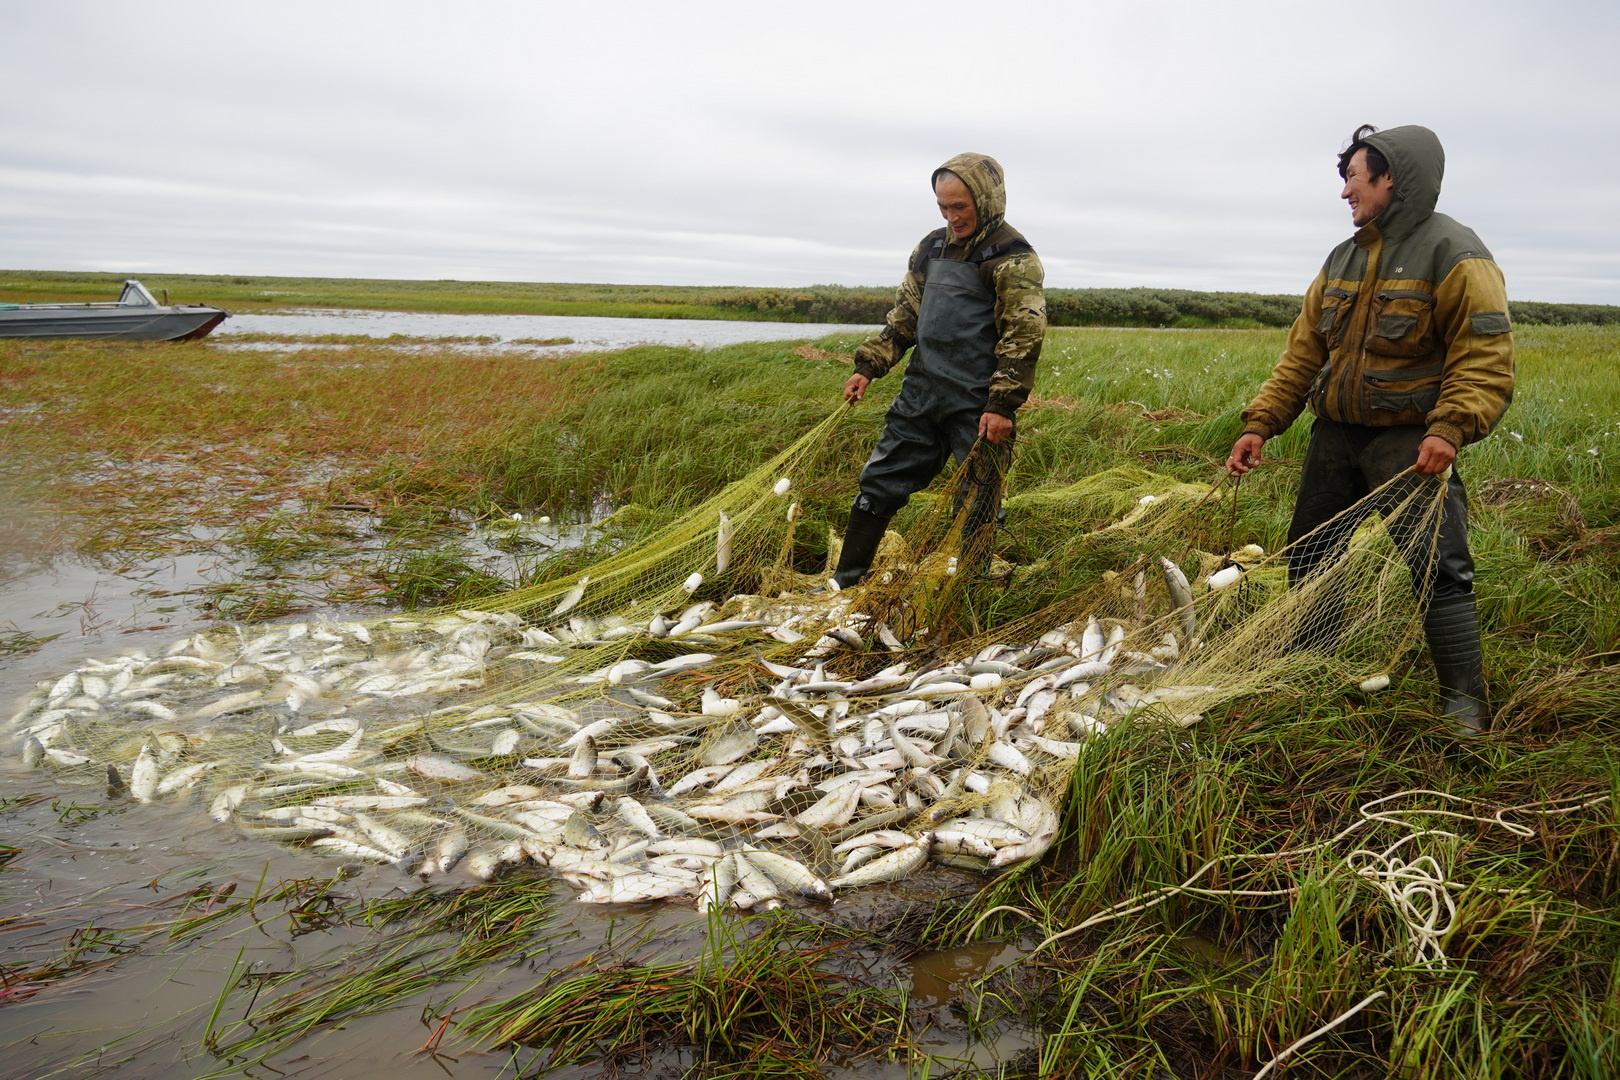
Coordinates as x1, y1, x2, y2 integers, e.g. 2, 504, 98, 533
935, 172, 979, 240
1341, 147, 1395, 228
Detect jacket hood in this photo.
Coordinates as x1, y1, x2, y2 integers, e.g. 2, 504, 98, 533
932, 152, 1006, 249
1361, 125, 1444, 239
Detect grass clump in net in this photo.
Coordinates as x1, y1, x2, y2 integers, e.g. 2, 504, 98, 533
460, 916, 906, 1078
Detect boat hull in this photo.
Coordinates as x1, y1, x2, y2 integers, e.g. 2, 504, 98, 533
0, 306, 229, 342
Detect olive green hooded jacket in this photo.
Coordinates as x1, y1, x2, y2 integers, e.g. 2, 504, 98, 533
1240, 126, 1514, 449
853, 152, 1047, 418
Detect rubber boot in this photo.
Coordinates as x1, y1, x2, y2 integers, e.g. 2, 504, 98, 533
831, 507, 892, 589
1424, 593, 1489, 735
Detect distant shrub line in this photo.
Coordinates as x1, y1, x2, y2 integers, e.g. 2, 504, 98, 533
712, 286, 1620, 329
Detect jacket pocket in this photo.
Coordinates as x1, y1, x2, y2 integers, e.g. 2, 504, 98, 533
1364, 289, 1436, 358
1364, 361, 1443, 415
1315, 286, 1355, 345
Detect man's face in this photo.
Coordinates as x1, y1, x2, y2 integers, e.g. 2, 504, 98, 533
1341, 148, 1395, 228
936, 173, 978, 239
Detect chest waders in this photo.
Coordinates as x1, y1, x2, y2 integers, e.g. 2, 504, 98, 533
834, 257, 1012, 589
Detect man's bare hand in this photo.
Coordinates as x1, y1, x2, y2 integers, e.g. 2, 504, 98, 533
978, 411, 1013, 444
843, 373, 870, 404
1413, 435, 1457, 476
1226, 433, 1265, 476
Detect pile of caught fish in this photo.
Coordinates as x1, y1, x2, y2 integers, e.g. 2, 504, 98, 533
8, 553, 1241, 909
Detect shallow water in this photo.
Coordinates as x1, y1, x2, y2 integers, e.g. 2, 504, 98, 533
217, 308, 878, 354
0, 541, 1030, 1078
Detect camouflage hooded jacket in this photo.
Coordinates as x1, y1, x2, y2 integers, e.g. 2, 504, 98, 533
852, 153, 1047, 419
1240, 126, 1514, 449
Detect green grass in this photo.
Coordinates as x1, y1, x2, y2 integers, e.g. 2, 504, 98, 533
459, 914, 908, 1077
5, 315, 1620, 1076
0, 269, 880, 322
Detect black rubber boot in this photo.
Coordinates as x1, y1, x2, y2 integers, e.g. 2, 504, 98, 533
1424, 593, 1489, 735
831, 507, 893, 589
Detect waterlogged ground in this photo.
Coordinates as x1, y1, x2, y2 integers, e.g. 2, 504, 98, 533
0, 319, 1032, 1080
0, 559, 1033, 1078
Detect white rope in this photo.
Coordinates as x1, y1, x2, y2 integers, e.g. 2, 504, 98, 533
1345, 831, 1459, 966
989, 788, 1610, 963
1251, 990, 1387, 1079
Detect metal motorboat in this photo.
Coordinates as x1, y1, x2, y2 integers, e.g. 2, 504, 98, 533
0, 279, 229, 341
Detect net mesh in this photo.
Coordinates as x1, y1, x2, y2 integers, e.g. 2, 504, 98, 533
9, 405, 1450, 906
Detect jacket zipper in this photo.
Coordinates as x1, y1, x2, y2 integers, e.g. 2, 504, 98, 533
1335, 234, 1382, 425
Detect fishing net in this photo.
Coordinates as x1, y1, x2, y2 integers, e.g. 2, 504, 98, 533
9, 404, 1451, 907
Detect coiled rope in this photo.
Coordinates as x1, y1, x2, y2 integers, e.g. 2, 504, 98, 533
968, 787, 1613, 1072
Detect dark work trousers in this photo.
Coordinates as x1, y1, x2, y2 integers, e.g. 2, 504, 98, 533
853, 257, 1012, 519
1285, 418, 1474, 603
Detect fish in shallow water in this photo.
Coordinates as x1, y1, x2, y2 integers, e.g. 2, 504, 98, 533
11, 568, 1218, 907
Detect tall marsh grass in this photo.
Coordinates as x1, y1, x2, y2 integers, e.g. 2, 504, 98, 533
4, 318, 1620, 1074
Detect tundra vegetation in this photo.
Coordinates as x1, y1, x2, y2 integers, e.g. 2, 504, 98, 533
6, 269, 1620, 328
1, 309, 1619, 1077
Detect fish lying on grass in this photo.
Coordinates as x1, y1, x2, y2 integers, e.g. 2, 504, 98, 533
8, 546, 1238, 907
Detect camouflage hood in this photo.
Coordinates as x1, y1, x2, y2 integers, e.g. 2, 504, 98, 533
1361, 125, 1444, 241
932, 152, 1007, 250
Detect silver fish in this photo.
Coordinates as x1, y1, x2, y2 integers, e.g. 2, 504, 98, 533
576, 869, 697, 904
828, 834, 931, 889
1159, 556, 1197, 642
794, 781, 863, 829
613, 796, 665, 838
407, 755, 487, 783
743, 849, 832, 903
311, 836, 395, 864
701, 723, 758, 766
130, 744, 161, 803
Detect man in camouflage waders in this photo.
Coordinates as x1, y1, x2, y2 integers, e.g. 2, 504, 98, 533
1225, 125, 1514, 734
833, 152, 1047, 589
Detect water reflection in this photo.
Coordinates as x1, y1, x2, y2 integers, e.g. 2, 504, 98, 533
902, 940, 1038, 1075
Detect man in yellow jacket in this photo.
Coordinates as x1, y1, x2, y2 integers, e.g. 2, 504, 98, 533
1225, 124, 1514, 734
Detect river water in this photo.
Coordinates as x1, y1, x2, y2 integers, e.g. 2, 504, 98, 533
216, 308, 880, 354
0, 313, 1035, 1078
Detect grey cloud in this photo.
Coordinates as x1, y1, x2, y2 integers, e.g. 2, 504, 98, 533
2, 0, 1616, 302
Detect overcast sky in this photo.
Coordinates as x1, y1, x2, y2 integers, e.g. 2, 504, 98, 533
3, 1, 1616, 304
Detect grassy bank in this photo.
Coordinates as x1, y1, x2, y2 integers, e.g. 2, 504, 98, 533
4, 322, 1617, 653
3, 324, 1619, 1075
0, 270, 876, 322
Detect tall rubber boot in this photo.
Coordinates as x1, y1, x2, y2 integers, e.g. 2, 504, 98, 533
831, 507, 892, 589
1424, 593, 1489, 735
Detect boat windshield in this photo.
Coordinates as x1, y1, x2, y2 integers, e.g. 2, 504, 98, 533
118, 280, 159, 307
